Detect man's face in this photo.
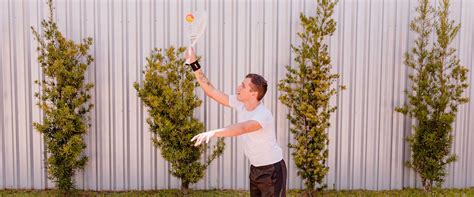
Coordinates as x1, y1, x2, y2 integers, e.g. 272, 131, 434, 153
236, 78, 257, 102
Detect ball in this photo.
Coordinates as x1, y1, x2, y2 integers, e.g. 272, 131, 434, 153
185, 13, 194, 23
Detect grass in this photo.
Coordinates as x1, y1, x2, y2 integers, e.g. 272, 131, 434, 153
1, 188, 474, 196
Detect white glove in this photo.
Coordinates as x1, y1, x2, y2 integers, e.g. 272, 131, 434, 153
191, 130, 216, 146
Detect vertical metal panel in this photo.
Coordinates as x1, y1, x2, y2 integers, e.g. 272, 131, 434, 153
0, 0, 5, 190
0, 0, 473, 191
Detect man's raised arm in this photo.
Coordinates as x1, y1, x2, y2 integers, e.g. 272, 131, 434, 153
185, 47, 230, 107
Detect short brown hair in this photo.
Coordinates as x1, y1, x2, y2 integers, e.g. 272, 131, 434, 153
245, 73, 267, 101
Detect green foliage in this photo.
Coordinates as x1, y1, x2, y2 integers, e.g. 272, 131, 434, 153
31, 0, 94, 192
3, 188, 474, 196
278, 0, 344, 192
396, 0, 469, 192
134, 47, 225, 193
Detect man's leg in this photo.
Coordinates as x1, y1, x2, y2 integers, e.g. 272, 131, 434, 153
249, 160, 287, 197
249, 164, 274, 197
273, 160, 287, 196
249, 170, 262, 196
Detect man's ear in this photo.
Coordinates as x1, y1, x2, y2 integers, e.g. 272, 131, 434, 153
251, 91, 258, 99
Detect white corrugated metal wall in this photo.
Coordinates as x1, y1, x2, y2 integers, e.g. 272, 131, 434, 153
1, 0, 473, 191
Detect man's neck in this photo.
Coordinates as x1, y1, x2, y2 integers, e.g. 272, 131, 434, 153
243, 100, 261, 111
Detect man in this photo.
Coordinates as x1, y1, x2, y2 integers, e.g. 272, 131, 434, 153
185, 47, 287, 197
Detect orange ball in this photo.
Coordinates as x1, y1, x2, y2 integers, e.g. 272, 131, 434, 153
185, 14, 194, 23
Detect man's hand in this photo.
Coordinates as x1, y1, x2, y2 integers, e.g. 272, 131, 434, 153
185, 47, 201, 71
191, 130, 216, 146
185, 47, 197, 64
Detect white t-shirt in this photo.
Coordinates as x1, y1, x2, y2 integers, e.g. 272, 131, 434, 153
229, 95, 283, 167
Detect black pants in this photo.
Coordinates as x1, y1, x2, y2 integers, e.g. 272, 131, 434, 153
249, 159, 287, 197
